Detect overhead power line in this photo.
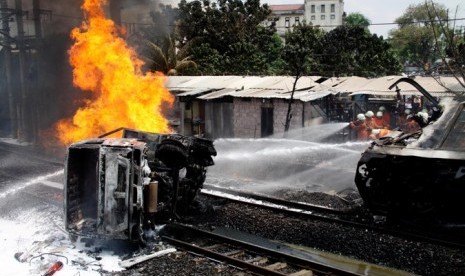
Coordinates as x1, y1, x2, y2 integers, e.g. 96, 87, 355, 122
274, 17, 465, 29
13, 10, 465, 30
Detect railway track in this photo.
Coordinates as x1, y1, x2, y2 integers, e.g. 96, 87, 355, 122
203, 184, 356, 214
200, 185, 465, 251
160, 223, 360, 276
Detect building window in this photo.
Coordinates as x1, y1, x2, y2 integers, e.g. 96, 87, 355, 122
321, 15, 325, 20
311, 5, 315, 13
321, 4, 325, 13
331, 4, 335, 13
295, 17, 300, 24
330, 14, 335, 20
285, 17, 290, 28
311, 15, 315, 20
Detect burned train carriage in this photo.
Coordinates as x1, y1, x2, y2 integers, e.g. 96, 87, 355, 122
64, 129, 216, 242
355, 78, 465, 221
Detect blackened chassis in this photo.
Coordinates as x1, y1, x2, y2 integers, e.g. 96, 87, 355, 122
355, 78, 465, 221
64, 128, 216, 243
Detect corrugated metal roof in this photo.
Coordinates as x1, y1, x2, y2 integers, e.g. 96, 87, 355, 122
164, 76, 195, 88
299, 91, 335, 102
176, 88, 215, 97
167, 76, 241, 90
173, 76, 325, 100
167, 75, 465, 102
320, 76, 369, 93
197, 88, 237, 100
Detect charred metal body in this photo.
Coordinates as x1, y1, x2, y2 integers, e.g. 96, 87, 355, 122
64, 128, 216, 243
355, 78, 465, 220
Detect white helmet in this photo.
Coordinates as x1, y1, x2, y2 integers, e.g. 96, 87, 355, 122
379, 106, 386, 111
372, 129, 380, 135
405, 109, 411, 115
357, 113, 366, 121
417, 112, 429, 124
376, 111, 383, 118
365, 111, 374, 118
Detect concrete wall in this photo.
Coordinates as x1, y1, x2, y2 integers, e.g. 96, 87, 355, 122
231, 98, 307, 138
205, 101, 234, 139
179, 97, 329, 139
273, 100, 304, 134
233, 98, 261, 138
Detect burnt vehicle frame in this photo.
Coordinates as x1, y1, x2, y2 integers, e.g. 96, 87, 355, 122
355, 77, 465, 221
64, 128, 216, 243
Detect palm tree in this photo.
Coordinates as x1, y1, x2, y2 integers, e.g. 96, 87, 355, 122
143, 35, 197, 75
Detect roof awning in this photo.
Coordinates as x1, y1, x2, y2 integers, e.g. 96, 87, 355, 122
197, 88, 237, 100
298, 90, 334, 102
177, 88, 216, 97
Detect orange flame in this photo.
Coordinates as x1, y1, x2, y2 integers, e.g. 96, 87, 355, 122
55, 0, 174, 145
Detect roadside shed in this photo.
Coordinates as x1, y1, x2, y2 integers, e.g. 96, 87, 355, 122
165, 75, 464, 139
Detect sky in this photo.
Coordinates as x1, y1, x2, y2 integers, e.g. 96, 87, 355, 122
262, 0, 465, 37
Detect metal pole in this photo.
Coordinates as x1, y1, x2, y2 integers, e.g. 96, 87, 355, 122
14, 0, 29, 142
1, 0, 17, 138
31, 0, 42, 143
32, 0, 42, 39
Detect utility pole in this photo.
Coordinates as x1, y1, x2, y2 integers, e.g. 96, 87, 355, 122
31, 0, 42, 143
14, 0, 30, 142
32, 0, 42, 39
1, 0, 17, 138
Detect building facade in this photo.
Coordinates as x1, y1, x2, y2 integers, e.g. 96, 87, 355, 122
304, 0, 344, 32
266, 4, 305, 37
268, 0, 344, 35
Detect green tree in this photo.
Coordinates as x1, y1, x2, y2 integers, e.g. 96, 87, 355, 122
176, 0, 281, 75
344, 12, 371, 29
389, 1, 449, 71
425, 1, 464, 89
320, 25, 401, 77
132, 4, 193, 74
143, 36, 197, 75
282, 22, 324, 132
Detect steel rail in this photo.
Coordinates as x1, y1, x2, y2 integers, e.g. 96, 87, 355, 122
199, 189, 465, 251
202, 184, 354, 214
161, 223, 360, 276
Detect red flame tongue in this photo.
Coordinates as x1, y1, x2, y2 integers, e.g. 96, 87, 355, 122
55, 0, 174, 145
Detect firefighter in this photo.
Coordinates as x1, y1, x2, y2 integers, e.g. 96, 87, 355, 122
378, 106, 391, 128
415, 111, 429, 127
365, 111, 375, 139
400, 114, 421, 133
371, 111, 390, 139
349, 113, 369, 140
373, 111, 389, 129
396, 108, 411, 128
412, 95, 422, 113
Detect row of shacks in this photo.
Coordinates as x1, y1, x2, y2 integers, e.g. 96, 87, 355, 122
165, 75, 464, 139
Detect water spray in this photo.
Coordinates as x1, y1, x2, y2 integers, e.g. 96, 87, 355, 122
0, 170, 64, 199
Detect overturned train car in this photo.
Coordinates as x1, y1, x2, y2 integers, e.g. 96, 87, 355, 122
355, 78, 465, 220
64, 128, 216, 242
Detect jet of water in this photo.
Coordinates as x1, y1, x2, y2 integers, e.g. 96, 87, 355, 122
207, 124, 370, 194
0, 170, 64, 199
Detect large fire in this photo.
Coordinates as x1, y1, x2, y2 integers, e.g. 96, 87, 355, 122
55, 0, 174, 145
